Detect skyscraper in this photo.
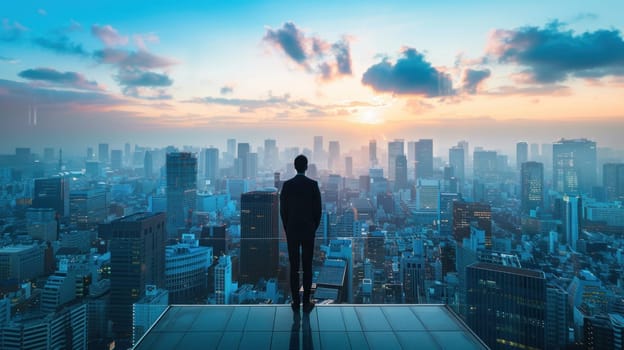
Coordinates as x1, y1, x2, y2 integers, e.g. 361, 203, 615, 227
603, 163, 624, 201
203, 147, 219, 182
553, 138, 596, 195
473, 150, 497, 182
328, 141, 340, 172
395, 154, 408, 190
144, 151, 153, 178
369, 139, 377, 167
449, 146, 465, 183
466, 263, 546, 350
215, 255, 232, 304
166, 152, 197, 238
314, 136, 323, 164
98, 143, 109, 163
263, 139, 278, 171
452, 202, 491, 249
345, 156, 353, 178
563, 194, 581, 250
516, 141, 528, 170
33, 175, 69, 218
414, 139, 433, 179
239, 189, 279, 285
387, 139, 404, 181
111, 149, 123, 170
108, 212, 166, 342
521, 161, 544, 214
237, 142, 250, 178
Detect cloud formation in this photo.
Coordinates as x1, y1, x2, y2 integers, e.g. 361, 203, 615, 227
220, 85, 234, 95
92, 24, 128, 47
18, 67, 101, 91
264, 22, 352, 81
462, 68, 491, 94
362, 48, 452, 96
33, 35, 88, 56
487, 22, 624, 83
1, 19, 28, 42
93, 48, 176, 70
116, 70, 172, 87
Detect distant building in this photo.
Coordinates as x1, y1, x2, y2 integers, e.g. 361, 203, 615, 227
414, 139, 433, 179
33, 175, 69, 218
214, 255, 232, 304
603, 163, 624, 202
516, 142, 528, 170
26, 208, 57, 242
111, 150, 123, 170
41, 272, 76, 313
387, 139, 404, 181
132, 286, 168, 345
165, 238, 212, 304
466, 262, 546, 350
69, 188, 108, 230
0, 244, 44, 282
203, 147, 219, 183
166, 152, 197, 238
553, 138, 596, 195
449, 146, 465, 184
394, 155, 408, 190
563, 194, 581, 250
239, 190, 279, 285
521, 161, 544, 214
98, 143, 109, 163
583, 313, 624, 350
546, 284, 569, 349
452, 202, 491, 249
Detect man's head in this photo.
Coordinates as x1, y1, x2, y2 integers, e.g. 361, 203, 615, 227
294, 155, 308, 173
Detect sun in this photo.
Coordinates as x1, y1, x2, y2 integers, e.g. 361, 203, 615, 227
357, 109, 383, 125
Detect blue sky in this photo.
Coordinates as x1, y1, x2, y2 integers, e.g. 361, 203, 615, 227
1, 1, 623, 154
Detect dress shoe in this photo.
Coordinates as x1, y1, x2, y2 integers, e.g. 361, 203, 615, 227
302, 301, 315, 313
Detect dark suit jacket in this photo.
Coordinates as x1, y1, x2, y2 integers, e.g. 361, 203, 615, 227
280, 174, 322, 238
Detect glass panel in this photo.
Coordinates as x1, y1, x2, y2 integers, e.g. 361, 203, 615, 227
356, 307, 392, 331
245, 307, 276, 331
363, 331, 401, 350
317, 307, 346, 332
382, 306, 425, 331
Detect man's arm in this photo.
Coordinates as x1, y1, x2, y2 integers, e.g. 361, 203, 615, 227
313, 181, 322, 229
279, 182, 288, 230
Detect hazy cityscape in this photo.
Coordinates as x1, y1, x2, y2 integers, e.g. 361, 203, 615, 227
2, 1, 624, 350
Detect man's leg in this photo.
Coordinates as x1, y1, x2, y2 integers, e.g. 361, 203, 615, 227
286, 236, 301, 304
301, 235, 315, 302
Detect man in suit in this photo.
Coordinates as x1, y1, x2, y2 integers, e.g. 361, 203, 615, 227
280, 155, 322, 313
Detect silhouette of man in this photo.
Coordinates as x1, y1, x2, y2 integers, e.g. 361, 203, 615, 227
280, 155, 322, 313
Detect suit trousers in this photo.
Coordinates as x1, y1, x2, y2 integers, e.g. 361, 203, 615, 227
287, 234, 315, 302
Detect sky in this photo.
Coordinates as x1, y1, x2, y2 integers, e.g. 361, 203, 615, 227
1, 0, 624, 156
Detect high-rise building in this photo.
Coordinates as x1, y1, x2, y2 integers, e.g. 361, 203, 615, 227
345, 156, 353, 178
449, 146, 465, 183
553, 138, 596, 195
328, 141, 340, 172
236, 143, 250, 178
401, 252, 426, 304
583, 313, 624, 350
239, 189, 279, 285
603, 163, 624, 201
165, 237, 212, 304
314, 136, 324, 164
111, 149, 123, 170
0, 244, 44, 281
144, 151, 153, 178
98, 143, 109, 163
246, 152, 258, 179
26, 208, 57, 242
546, 285, 569, 349
530, 143, 540, 161
41, 272, 76, 313
388, 139, 404, 181
563, 194, 581, 250
215, 255, 233, 304
521, 161, 543, 215
108, 212, 166, 342
395, 154, 408, 190
33, 175, 70, 218
516, 141, 528, 170
473, 150, 497, 182
166, 152, 197, 237
415, 179, 440, 211
415, 139, 433, 179
43, 147, 55, 162
466, 262, 546, 350
452, 202, 491, 249
132, 287, 168, 345
263, 139, 278, 171
203, 147, 219, 183
369, 140, 377, 167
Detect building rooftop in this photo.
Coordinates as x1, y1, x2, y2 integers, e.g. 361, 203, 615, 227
134, 304, 488, 350
470, 262, 545, 279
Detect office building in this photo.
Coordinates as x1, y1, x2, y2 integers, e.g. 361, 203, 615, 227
583, 313, 624, 350
369, 140, 377, 167
69, 188, 108, 230
236, 143, 250, 178
41, 272, 76, 313
401, 252, 426, 304
108, 212, 166, 342
144, 151, 153, 178
345, 156, 353, 178
165, 237, 212, 304
215, 255, 233, 304
388, 139, 404, 181
328, 140, 340, 172
263, 139, 278, 171
415, 139, 433, 179
98, 143, 109, 163
26, 208, 57, 242
415, 179, 440, 211
466, 262, 546, 350
449, 146, 465, 183
546, 285, 569, 349
395, 154, 408, 190
563, 194, 581, 250
111, 149, 123, 170
239, 190, 279, 285
201, 147, 219, 183
33, 175, 70, 218
473, 150, 497, 182
452, 202, 492, 249
521, 161, 543, 215
313, 136, 324, 164
516, 142, 528, 170
553, 138, 596, 195
603, 163, 624, 201
166, 152, 197, 237
0, 244, 44, 281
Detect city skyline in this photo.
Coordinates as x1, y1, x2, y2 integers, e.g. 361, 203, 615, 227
1, 1, 624, 153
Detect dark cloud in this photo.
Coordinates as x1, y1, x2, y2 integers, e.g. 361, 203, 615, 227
264, 22, 352, 81
220, 85, 233, 95
332, 39, 352, 75
1, 19, 28, 42
0, 78, 119, 106
116, 70, 172, 87
487, 22, 624, 83
33, 35, 88, 56
462, 68, 491, 94
362, 48, 453, 96
93, 48, 176, 70
18, 68, 101, 91
0, 56, 17, 64
264, 22, 308, 63
91, 24, 128, 47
